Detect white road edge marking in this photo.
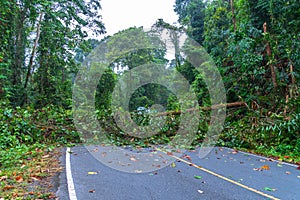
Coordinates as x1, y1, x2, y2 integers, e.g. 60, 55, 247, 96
66, 147, 78, 200
223, 147, 298, 167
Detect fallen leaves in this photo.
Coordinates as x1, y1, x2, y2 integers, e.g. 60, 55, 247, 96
231, 150, 238, 154
182, 154, 192, 162
31, 176, 41, 181
89, 189, 95, 193
130, 156, 137, 162
167, 152, 173, 156
197, 189, 204, 194
15, 175, 23, 183
194, 175, 202, 179
277, 163, 283, 167
48, 194, 57, 198
0, 147, 61, 199
152, 164, 161, 168
171, 162, 176, 168
176, 149, 182, 153
0, 176, 8, 181
2, 185, 14, 191
297, 166, 300, 170
261, 165, 270, 170
253, 165, 270, 171
263, 187, 276, 192
88, 172, 98, 175
42, 154, 50, 159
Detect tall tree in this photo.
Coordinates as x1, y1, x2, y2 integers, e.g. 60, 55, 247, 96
174, 0, 206, 44
0, 0, 106, 107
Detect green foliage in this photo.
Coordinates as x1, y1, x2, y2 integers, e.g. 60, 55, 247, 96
174, 0, 206, 44
0, 106, 38, 149
203, 0, 231, 66
0, 0, 105, 107
0, 104, 80, 150
0, 143, 43, 168
95, 68, 117, 112
129, 84, 173, 111
106, 27, 167, 70
219, 106, 300, 161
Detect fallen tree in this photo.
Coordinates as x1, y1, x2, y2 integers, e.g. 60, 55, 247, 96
155, 101, 247, 117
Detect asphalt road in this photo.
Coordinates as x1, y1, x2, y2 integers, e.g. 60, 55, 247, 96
56, 146, 300, 200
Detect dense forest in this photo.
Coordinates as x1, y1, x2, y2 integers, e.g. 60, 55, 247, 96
0, 0, 300, 197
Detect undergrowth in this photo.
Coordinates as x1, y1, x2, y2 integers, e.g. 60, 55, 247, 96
0, 103, 79, 199
219, 106, 300, 163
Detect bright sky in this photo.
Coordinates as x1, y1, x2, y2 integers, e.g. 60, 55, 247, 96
100, 0, 178, 37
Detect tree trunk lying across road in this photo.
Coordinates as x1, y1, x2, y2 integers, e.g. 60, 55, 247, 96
155, 102, 247, 117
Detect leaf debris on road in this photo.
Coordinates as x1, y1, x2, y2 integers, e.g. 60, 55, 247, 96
197, 189, 204, 194
88, 172, 98, 175
263, 187, 276, 191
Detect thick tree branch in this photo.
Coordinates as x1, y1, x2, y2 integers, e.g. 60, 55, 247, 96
155, 102, 247, 117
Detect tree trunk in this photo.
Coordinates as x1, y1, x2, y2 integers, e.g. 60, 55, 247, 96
284, 62, 297, 115
230, 0, 236, 32
263, 22, 277, 88
289, 62, 295, 84
13, 9, 27, 85
24, 12, 44, 89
